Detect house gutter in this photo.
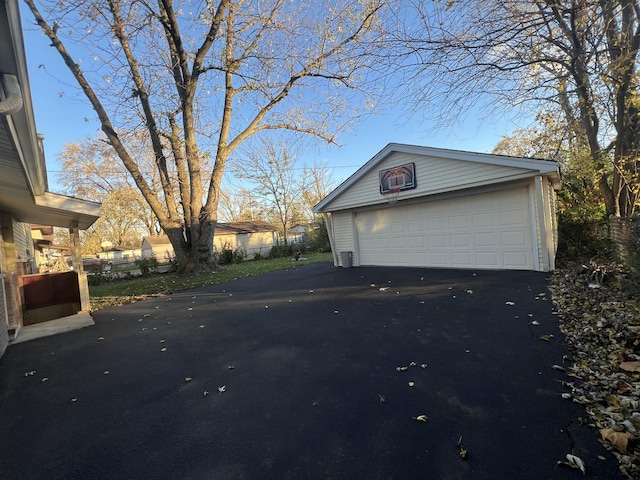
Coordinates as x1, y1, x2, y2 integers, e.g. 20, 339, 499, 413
0, 73, 23, 115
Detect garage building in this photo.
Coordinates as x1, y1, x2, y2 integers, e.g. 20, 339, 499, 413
313, 144, 562, 272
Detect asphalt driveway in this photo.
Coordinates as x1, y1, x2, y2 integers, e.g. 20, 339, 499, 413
0, 263, 618, 479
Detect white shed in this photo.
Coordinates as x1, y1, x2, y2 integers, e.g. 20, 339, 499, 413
313, 143, 562, 272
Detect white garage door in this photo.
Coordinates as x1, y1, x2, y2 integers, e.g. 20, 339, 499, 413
356, 188, 535, 270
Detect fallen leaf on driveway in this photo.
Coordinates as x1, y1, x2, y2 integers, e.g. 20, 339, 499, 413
457, 436, 468, 459
557, 454, 586, 475
620, 361, 640, 373
600, 428, 635, 452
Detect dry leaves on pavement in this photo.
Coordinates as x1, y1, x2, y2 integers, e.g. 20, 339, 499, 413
549, 262, 640, 478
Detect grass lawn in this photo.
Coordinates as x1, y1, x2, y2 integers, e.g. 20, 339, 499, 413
90, 252, 333, 311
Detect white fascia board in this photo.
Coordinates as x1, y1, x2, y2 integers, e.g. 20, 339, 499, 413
35, 191, 101, 216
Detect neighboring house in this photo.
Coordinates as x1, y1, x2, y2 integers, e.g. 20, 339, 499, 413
0, 0, 101, 357
97, 246, 141, 262
141, 235, 176, 261
215, 221, 278, 259
142, 221, 279, 261
30, 224, 54, 272
314, 143, 561, 272
287, 224, 313, 244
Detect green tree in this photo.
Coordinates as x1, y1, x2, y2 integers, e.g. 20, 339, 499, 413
493, 120, 606, 222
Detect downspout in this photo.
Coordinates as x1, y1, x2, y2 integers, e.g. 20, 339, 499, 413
0, 74, 23, 115
322, 213, 339, 266
534, 175, 551, 271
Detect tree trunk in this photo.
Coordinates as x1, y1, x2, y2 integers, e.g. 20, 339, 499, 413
164, 227, 190, 272
191, 215, 218, 273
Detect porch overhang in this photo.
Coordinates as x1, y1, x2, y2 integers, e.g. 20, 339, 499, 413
0, 0, 100, 230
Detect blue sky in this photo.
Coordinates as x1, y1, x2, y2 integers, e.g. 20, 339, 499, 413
21, 17, 524, 193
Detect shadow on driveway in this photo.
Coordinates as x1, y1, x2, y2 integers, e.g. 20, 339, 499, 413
0, 263, 618, 479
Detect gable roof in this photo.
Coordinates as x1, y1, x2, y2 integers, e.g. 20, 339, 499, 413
216, 220, 277, 235
142, 221, 278, 246
313, 143, 561, 214
142, 235, 172, 246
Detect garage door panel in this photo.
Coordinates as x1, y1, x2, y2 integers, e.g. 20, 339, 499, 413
502, 231, 528, 246
472, 213, 495, 227
474, 232, 497, 246
428, 235, 447, 247
391, 236, 407, 248
503, 252, 531, 266
391, 221, 406, 233
429, 252, 449, 265
357, 188, 534, 270
475, 252, 499, 266
408, 235, 425, 247
501, 210, 527, 225
408, 220, 423, 232
451, 252, 473, 265
427, 217, 446, 230
450, 215, 468, 228
450, 234, 469, 247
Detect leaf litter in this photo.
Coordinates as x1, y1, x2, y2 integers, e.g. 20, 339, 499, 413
549, 262, 640, 478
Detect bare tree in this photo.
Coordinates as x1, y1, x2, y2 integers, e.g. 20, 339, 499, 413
217, 187, 261, 223
23, 0, 388, 272
231, 138, 307, 244
301, 161, 335, 222
391, 0, 640, 217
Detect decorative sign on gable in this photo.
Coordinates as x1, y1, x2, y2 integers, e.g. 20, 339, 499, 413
379, 162, 416, 194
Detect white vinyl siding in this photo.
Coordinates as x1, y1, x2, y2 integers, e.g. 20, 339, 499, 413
355, 188, 534, 270
328, 152, 539, 212
331, 211, 355, 266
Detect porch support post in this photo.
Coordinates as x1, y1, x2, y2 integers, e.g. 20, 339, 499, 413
70, 225, 90, 312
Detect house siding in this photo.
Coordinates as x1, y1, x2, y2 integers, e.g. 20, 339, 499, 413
13, 219, 32, 267
0, 215, 7, 355
327, 152, 539, 212
214, 231, 276, 259
0, 274, 7, 357
331, 211, 355, 266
